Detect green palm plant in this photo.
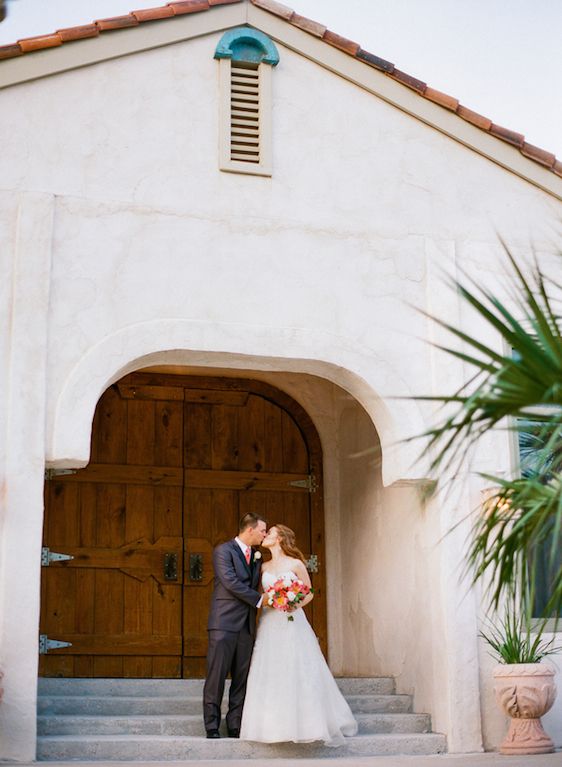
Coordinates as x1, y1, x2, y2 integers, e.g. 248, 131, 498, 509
416, 246, 562, 623
480, 594, 560, 663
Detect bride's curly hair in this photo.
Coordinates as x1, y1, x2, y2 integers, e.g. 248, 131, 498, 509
274, 524, 307, 563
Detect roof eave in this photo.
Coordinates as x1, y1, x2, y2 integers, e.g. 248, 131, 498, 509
0, 2, 246, 87
249, 5, 562, 202
0, 0, 560, 201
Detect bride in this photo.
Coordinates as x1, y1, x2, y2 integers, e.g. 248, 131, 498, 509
240, 524, 358, 746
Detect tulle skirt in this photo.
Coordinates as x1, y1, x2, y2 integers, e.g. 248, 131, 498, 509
240, 607, 358, 746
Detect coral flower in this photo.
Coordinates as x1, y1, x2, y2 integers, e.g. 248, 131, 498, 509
264, 573, 312, 621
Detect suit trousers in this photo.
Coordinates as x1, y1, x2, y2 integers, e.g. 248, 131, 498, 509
203, 625, 255, 732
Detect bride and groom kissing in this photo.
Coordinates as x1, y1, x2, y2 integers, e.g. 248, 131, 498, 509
203, 512, 357, 745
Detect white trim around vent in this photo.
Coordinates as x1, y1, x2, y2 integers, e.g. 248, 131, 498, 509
218, 58, 272, 177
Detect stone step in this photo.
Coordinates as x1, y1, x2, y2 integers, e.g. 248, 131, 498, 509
346, 694, 412, 714
38, 712, 431, 737
37, 676, 395, 696
37, 733, 447, 761
37, 693, 412, 717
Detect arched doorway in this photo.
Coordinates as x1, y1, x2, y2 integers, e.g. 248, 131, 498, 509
39, 372, 326, 678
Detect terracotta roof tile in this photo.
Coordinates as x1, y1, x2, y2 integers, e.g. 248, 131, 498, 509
132, 6, 176, 21
521, 142, 556, 169
290, 13, 326, 38
250, 0, 293, 21
391, 68, 426, 94
1, 0, 559, 182
356, 48, 394, 74
95, 14, 140, 31
167, 1, 209, 13
0, 43, 22, 60
18, 33, 63, 53
57, 24, 100, 42
323, 30, 360, 57
456, 104, 492, 132
425, 87, 458, 111
490, 123, 525, 148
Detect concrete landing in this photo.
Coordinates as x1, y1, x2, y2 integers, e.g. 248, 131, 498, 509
5, 753, 562, 767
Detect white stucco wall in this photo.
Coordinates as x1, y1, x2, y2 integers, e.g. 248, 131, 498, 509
337, 403, 449, 721
1, 35, 558, 473
0, 24, 561, 760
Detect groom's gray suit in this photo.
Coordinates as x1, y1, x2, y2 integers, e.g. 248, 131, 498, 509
203, 539, 262, 735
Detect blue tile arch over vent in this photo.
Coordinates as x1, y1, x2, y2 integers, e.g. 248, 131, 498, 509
214, 27, 280, 66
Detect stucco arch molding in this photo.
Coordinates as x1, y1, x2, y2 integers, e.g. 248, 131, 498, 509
46, 319, 430, 487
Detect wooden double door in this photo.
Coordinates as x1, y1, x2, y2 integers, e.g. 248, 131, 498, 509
39, 373, 326, 678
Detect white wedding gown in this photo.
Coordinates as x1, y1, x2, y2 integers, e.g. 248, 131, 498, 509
240, 571, 358, 746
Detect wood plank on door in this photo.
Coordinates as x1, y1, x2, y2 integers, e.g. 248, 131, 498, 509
40, 384, 184, 678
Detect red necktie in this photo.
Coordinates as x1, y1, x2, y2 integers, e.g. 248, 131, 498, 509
245, 546, 251, 565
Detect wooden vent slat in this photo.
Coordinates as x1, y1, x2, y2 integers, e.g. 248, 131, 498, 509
231, 154, 260, 163
232, 143, 259, 151
232, 109, 259, 117
232, 129, 260, 137
231, 67, 258, 76
232, 96, 258, 104
232, 92, 259, 99
231, 101, 259, 111
232, 91, 258, 99
230, 63, 260, 164
232, 80, 259, 87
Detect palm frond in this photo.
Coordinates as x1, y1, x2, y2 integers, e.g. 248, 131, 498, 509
417, 250, 562, 474
415, 243, 562, 619
480, 601, 560, 664
468, 474, 562, 618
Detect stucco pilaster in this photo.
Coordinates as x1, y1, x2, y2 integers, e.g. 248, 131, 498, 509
423, 238, 483, 753
0, 191, 54, 761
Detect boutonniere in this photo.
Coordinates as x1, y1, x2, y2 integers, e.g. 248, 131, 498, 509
253, 550, 262, 560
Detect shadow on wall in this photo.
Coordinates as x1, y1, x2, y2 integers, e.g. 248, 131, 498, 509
338, 403, 383, 675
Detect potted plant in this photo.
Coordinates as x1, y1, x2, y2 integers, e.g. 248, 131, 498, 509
481, 599, 559, 755
409, 249, 562, 753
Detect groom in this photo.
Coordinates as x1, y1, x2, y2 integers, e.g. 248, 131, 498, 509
203, 512, 267, 739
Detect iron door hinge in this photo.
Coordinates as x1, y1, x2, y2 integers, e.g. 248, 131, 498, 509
44, 468, 77, 480
288, 474, 317, 493
39, 634, 73, 654
306, 554, 319, 573
41, 547, 74, 566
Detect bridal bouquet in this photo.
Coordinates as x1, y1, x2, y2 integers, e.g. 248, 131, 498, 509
264, 575, 312, 621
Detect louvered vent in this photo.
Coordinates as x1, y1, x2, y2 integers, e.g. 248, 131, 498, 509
230, 63, 260, 164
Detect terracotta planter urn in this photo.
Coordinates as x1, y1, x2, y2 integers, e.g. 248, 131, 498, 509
493, 663, 557, 754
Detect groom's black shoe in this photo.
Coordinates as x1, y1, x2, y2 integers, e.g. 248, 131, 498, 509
206, 730, 220, 739
227, 729, 240, 738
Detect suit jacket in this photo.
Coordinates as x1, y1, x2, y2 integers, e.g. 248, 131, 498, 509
207, 539, 262, 635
